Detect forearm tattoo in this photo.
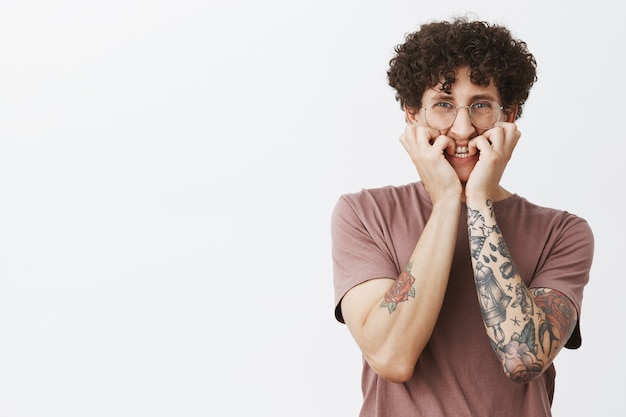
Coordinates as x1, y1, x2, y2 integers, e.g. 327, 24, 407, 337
380, 262, 416, 314
467, 201, 575, 382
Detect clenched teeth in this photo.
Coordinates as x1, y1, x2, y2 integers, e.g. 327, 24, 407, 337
454, 146, 469, 158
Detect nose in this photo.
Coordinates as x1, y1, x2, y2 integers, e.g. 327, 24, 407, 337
448, 106, 475, 139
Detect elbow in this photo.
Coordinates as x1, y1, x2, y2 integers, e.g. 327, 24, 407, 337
373, 363, 416, 384
498, 360, 550, 384
504, 371, 544, 384
492, 341, 555, 384
366, 352, 419, 383
381, 368, 415, 384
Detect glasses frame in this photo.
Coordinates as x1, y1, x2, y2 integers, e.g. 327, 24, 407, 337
423, 100, 504, 130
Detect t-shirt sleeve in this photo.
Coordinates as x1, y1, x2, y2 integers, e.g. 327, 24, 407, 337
529, 216, 594, 349
331, 194, 400, 323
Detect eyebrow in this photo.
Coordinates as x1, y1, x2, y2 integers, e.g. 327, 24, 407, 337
430, 93, 497, 102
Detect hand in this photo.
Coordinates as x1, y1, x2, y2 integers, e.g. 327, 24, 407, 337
400, 123, 463, 204
465, 122, 521, 200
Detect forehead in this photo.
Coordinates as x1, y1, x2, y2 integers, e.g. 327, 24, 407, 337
423, 69, 500, 103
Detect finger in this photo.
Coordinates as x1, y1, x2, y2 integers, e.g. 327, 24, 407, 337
410, 124, 441, 148
490, 122, 521, 149
400, 124, 419, 148
468, 135, 492, 153
482, 126, 504, 149
400, 124, 429, 156
432, 133, 455, 154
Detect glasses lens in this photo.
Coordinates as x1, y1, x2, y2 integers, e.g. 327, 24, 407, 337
469, 101, 501, 129
425, 102, 455, 130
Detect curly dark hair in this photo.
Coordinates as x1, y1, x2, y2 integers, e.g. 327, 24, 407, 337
387, 17, 537, 119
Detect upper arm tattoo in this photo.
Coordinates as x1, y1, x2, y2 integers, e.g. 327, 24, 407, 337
530, 288, 578, 356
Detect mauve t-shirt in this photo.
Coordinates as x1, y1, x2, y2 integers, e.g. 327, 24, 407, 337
332, 181, 593, 417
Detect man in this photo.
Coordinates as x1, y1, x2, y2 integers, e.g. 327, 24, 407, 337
331, 18, 594, 416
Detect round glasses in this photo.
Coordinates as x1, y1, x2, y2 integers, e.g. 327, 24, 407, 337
424, 100, 504, 130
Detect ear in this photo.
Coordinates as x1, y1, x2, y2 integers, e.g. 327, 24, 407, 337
404, 106, 420, 124
504, 104, 519, 122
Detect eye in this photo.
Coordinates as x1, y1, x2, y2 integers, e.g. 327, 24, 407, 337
470, 101, 492, 110
433, 101, 454, 109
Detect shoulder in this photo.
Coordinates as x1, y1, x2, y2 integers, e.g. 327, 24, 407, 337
331, 182, 429, 253
498, 195, 593, 239
334, 182, 427, 215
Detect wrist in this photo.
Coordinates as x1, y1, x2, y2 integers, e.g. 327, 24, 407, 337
465, 186, 510, 205
464, 194, 491, 207
432, 197, 463, 214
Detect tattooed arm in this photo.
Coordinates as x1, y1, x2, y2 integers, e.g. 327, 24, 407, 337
466, 199, 578, 383
341, 198, 461, 383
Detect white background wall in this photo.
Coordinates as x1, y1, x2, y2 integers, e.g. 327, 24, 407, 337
0, 0, 622, 416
